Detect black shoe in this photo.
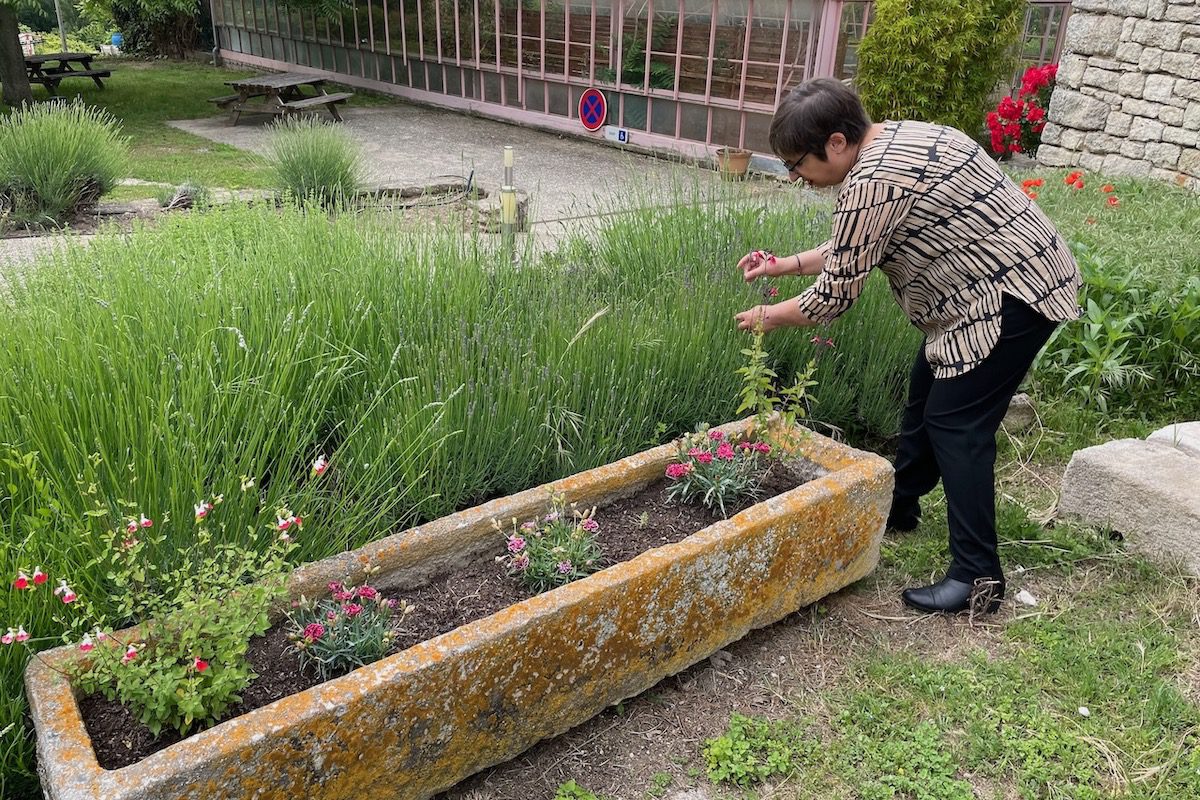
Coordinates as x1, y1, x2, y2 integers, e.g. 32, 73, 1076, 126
885, 509, 921, 533
902, 576, 1005, 614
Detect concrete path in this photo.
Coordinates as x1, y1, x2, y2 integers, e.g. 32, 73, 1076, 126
3, 101, 797, 272
1, 234, 96, 271
170, 105, 709, 229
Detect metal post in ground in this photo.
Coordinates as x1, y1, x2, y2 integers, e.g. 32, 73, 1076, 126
501, 146, 517, 254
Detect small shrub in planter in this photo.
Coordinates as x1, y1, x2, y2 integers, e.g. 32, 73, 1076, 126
267, 116, 364, 207
0, 100, 128, 228
662, 323, 823, 517
5, 475, 300, 737
286, 581, 414, 681
664, 427, 771, 517
495, 492, 603, 592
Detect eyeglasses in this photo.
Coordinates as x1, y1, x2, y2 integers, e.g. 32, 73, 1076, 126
781, 153, 808, 174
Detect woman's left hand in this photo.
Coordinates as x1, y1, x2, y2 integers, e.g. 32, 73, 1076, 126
735, 304, 779, 332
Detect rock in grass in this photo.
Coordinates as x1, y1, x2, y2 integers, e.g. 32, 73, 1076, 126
1147, 421, 1200, 459
1003, 392, 1038, 433
1059, 438, 1200, 576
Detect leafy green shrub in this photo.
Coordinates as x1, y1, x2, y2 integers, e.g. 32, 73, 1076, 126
1035, 243, 1200, 415
854, 0, 1026, 136
267, 116, 364, 206
20, 27, 103, 55
703, 713, 809, 786
9, 469, 299, 737
0, 101, 128, 227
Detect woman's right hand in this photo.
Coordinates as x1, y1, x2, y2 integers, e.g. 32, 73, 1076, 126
738, 250, 782, 282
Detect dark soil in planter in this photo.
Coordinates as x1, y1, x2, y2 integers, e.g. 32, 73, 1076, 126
79, 462, 819, 770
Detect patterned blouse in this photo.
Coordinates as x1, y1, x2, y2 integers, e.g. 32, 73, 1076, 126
796, 120, 1081, 378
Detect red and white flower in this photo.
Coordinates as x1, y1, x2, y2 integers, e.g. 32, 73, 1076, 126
15, 626, 28, 643
311, 455, 328, 476
79, 634, 95, 653
277, 514, 302, 532
13, 572, 30, 590
194, 501, 213, 522
32, 567, 46, 586
53, 580, 77, 604
122, 645, 138, 663
126, 514, 152, 534
1, 628, 15, 645
193, 657, 209, 672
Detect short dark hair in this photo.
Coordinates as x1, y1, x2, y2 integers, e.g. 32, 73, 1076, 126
769, 78, 872, 162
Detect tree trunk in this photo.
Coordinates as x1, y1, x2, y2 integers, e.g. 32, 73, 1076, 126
0, 3, 34, 108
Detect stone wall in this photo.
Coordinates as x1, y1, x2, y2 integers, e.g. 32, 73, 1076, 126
1038, 0, 1200, 191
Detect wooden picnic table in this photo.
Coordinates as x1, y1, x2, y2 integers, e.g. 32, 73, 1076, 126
25, 52, 111, 95
210, 72, 353, 126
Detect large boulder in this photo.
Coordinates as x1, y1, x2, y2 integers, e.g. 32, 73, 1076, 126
1147, 421, 1200, 458
1059, 432, 1200, 575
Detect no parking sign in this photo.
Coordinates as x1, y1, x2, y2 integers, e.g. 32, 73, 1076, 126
578, 88, 607, 132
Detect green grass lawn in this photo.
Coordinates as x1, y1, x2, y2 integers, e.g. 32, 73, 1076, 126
26, 59, 395, 190
1007, 168, 1200, 292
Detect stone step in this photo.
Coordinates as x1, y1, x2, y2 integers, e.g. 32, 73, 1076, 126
1059, 434, 1200, 575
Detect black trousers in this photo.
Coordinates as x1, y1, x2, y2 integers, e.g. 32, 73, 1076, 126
889, 294, 1058, 584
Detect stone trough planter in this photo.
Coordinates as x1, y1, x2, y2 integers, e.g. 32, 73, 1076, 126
28, 418, 892, 800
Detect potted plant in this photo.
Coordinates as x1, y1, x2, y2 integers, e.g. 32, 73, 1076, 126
715, 147, 753, 181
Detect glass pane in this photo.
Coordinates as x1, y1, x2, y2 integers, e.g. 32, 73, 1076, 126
710, 105, 741, 147
679, 101, 708, 143
835, 1, 872, 81
650, 96, 677, 136
745, 110, 771, 152
548, 81, 569, 115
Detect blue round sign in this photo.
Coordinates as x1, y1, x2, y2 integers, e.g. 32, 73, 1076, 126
579, 88, 607, 132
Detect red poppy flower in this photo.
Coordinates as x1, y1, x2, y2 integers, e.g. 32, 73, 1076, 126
1101, 184, 1115, 193
1107, 195, 1120, 207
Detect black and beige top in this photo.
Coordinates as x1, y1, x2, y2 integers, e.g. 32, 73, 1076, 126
796, 120, 1081, 378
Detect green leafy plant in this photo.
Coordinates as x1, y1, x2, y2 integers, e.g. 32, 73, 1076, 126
646, 771, 673, 797
0, 100, 128, 228
286, 579, 414, 682
736, 324, 819, 450
854, 0, 1026, 137
494, 492, 603, 593
81, 0, 201, 57
554, 779, 602, 800
703, 713, 806, 787
663, 426, 769, 518
6, 465, 301, 737
1035, 238, 1199, 415
266, 116, 364, 207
